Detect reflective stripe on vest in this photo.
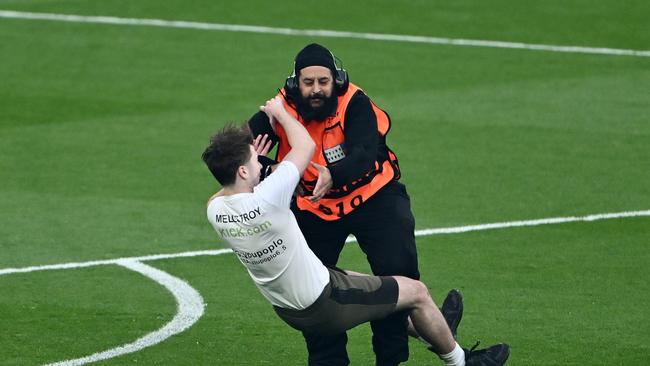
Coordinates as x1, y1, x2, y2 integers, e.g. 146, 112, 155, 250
274, 83, 400, 221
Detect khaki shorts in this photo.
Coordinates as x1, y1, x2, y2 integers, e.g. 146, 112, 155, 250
274, 268, 398, 335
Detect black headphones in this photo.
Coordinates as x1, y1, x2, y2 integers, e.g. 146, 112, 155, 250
284, 50, 349, 99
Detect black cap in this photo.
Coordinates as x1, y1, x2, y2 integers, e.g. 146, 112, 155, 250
294, 43, 336, 74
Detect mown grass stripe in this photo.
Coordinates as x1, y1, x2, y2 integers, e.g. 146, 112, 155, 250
1, 10, 649, 57
1, 210, 647, 276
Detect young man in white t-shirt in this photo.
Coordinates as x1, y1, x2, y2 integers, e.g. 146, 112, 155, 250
202, 96, 510, 366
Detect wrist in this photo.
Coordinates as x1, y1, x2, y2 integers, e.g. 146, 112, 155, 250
275, 110, 293, 123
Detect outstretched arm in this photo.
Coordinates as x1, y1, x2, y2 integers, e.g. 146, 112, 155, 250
259, 96, 315, 175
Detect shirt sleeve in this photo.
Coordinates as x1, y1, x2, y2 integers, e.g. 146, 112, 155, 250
249, 110, 280, 180
249, 111, 280, 150
328, 92, 379, 188
254, 161, 300, 208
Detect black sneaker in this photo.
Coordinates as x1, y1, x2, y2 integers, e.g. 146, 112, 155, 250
464, 341, 510, 366
440, 289, 463, 339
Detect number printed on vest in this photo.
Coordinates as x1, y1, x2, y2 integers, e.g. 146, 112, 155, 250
334, 194, 364, 217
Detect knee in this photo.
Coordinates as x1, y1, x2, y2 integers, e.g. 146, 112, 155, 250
412, 281, 433, 306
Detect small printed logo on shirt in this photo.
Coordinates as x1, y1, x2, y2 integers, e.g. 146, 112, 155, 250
233, 238, 288, 265
215, 207, 261, 223
324, 145, 346, 163
218, 221, 272, 238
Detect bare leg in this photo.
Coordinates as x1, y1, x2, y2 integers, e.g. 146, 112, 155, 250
407, 317, 418, 337
393, 276, 456, 354
345, 270, 451, 349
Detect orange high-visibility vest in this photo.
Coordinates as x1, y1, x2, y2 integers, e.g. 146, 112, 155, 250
274, 83, 401, 221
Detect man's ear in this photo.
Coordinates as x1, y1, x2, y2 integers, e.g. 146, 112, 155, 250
237, 165, 248, 180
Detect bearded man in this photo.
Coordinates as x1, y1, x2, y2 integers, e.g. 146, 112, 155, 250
247, 43, 463, 366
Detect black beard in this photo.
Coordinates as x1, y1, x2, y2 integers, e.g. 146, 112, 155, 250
295, 93, 338, 122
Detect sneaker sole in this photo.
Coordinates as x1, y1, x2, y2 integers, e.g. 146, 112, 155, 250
441, 289, 463, 339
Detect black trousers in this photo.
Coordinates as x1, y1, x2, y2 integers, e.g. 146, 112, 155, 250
292, 181, 420, 366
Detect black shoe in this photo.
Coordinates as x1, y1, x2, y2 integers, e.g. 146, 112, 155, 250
464, 341, 510, 366
440, 289, 463, 339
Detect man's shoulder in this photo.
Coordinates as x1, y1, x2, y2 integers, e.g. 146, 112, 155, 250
350, 88, 368, 100
343, 91, 374, 122
347, 90, 372, 109
207, 190, 224, 207
257, 161, 300, 189
253, 161, 300, 206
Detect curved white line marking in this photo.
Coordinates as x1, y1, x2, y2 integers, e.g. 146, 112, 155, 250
0, 10, 648, 58
0, 209, 645, 364
44, 260, 205, 366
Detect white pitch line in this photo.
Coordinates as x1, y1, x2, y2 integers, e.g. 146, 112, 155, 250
1, 209, 648, 276
412, 209, 650, 235
44, 259, 205, 366
0, 248, 232, 276
0, 10, 649, 58
344, 209, 650, 241
0, 209, 647, 365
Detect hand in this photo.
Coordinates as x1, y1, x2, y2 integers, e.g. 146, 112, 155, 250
259, 96, 287, 124
252, 134, 272, 156
294, 184, 306, 198
309, 162, 333, 202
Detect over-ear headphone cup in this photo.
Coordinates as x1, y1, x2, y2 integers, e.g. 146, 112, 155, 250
335, 69, 349, 95
284, 75, 299, 99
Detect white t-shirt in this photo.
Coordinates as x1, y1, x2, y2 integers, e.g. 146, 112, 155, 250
207, 161, 330, 310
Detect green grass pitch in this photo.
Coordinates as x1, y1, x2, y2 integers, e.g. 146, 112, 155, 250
1, 1, 649, 364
